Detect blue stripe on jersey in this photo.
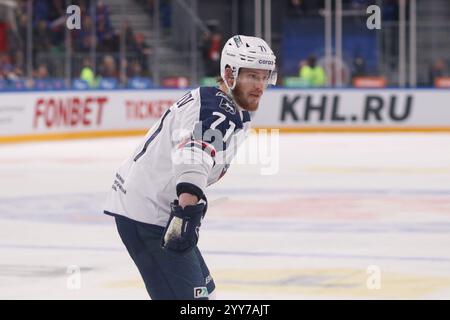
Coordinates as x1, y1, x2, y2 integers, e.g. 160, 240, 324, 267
242, 110, 251, 123
195, 87, 248, 152
133, 108, 171, 162
176, 92, 194, 108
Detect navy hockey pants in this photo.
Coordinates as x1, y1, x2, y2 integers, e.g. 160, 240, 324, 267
114, 215, 216, 300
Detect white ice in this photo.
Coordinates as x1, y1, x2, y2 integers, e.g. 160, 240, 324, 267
1, 133, 450, 299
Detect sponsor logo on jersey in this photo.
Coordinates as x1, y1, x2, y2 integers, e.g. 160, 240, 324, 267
219, 99, 236, 114
194, 287, 208, 299
216, 92, 237, 114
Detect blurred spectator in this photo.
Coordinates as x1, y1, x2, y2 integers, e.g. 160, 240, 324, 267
33, 20, 52, 52
122, 24, 151, 75
97, 18, 119, 52
32, 63, 51, 89
202, 22, 223, 77
133, 33, 152, 73
6, 67, 23, 81
72, 15, 95, 52
99, 55, 118, 79
80, 58, 97, 88
134, 33, 151, 54
299, 55, 326, 87
75, 15, 95, 52
429, 58, 448, 86
96, 0, 111, 23
10, 50, 25, 80
351, 56, 366, 80
124, 22, 137, 50
323, 58, 350, 86
0, 53, 13, 78
34, 63, 49, 79
0, 49, 23, 82
128, 60, 145, 79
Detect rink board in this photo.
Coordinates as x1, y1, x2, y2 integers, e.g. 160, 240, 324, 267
1, 88, 449, 143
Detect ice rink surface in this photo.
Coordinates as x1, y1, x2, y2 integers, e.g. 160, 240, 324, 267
1, 133, 450, 299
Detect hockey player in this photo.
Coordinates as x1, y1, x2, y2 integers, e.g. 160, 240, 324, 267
103, 35, 277, 300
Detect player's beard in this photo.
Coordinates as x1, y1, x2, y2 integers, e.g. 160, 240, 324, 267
232, 84, 260, 111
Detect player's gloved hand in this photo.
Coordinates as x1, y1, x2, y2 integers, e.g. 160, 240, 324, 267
161, 199, 207, 254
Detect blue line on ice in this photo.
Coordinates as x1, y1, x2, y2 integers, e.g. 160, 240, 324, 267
0, 244, 449, 263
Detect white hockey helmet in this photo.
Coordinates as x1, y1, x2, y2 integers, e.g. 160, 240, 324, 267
220, 35, 277, 90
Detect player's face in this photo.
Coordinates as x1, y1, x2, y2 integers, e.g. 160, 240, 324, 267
233, 68, 270, 111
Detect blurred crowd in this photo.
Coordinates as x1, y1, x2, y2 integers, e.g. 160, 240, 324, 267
0, 0, 448, 89
286, 0, 449, 87
0, 0, 153, 89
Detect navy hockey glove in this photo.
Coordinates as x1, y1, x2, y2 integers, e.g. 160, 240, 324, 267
161, 199, 207, 254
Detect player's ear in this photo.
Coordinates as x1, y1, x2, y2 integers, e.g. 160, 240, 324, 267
224, 66, 235, 88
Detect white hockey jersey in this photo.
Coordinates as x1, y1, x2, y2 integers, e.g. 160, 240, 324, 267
103, 86, 251, 227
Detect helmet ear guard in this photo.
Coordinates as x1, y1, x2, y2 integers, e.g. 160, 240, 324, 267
268, 69, 278, 86
224, 65, 238, 90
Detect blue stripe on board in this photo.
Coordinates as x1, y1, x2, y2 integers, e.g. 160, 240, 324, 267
0, 243, 449, 263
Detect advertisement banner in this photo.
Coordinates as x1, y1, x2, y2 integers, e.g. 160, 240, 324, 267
0, 90, 183, 137
1, 88, 449, 142
254, 89, 450, 129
